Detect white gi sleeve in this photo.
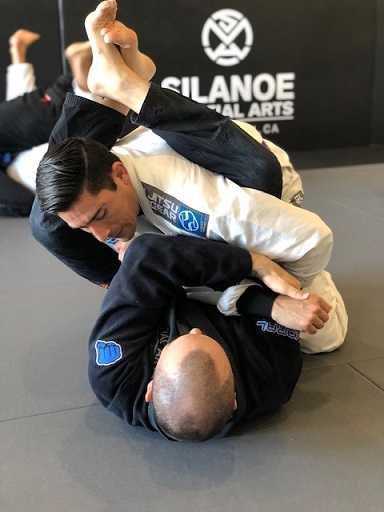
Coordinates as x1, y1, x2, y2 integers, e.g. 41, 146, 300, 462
6, 63, 36, 101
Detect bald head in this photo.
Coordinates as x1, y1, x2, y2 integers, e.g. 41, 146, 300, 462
146, 329, 237, 441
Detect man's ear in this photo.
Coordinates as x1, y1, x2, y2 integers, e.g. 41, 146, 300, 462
111, 161, 130, 185
145, 380, 153, 403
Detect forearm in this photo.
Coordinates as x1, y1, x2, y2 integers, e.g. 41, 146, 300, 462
114, 234, 252, 307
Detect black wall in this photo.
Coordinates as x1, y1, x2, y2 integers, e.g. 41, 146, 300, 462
1, 0, 383, 150
372, 0, 384, 144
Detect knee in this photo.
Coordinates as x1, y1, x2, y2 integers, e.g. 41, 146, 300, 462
29, 197, 44, 240
29, 197, 63, 246
299, 329, 346, 354
0, 175, 34, 217
0, 200, 33, 217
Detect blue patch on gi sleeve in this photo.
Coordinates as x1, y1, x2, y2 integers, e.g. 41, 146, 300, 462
178, 206, 208, 236
95, 340, 123, 366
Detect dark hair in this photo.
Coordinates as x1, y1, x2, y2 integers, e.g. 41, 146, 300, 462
36, 137, 121, 213
152, 350, 235, 442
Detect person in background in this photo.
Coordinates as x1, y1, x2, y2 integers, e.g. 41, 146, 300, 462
0, 29, 93, 216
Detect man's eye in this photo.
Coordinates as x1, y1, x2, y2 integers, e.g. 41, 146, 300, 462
95, 211, 106, 221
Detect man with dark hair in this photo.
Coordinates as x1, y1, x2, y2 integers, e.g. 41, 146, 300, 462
89, 233, 303, 441
32, 0, 347, 354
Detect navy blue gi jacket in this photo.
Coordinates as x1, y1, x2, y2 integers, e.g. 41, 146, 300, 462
88, 234, 302, 437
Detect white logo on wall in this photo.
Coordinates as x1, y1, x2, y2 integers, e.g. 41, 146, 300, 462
201, 9, 253, 66
161, 9, 295, 133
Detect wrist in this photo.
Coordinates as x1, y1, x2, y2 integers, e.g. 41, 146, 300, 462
249, 252, 268, 277
237, 284, 278, 318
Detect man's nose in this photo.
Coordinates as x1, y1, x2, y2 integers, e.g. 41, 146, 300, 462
189, 328, 202, 335
89, 225, 110, 243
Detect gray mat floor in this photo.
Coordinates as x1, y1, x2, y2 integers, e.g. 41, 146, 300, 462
1, 162, 383, 512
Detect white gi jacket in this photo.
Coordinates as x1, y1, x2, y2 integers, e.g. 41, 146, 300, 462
112, 125, 332, 289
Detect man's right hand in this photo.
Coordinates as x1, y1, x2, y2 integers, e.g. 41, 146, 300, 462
271, 293, 332, 334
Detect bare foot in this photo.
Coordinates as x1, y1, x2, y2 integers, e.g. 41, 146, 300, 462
65, 42, 92, 91
64, 41, 91, 60
101, 21, 156, 81
84, 1, 127, 98
84, 0, 149, 113
9, 29, 40, 48
9, 29, 40, 64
